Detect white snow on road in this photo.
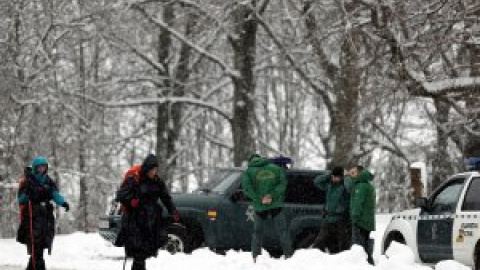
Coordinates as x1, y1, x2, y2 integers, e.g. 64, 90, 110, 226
0, 214, 470, 270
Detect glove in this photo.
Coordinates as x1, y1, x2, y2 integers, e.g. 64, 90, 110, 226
130, 198, 140, 208
62, 202, 70, 212
172, 210, 180, 223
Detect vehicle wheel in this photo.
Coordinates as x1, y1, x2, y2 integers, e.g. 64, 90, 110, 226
474, 242, 480, 270
164, 224, 190, 254
187, 223, 205, 250
383, 232, 405, 254
294, 229, 319, 249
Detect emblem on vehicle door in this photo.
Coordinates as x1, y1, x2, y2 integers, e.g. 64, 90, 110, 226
246, 205, 255, 222
432, 223, 437, 240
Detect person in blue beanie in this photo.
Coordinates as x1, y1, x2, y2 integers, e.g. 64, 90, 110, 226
17, 156, 70, 270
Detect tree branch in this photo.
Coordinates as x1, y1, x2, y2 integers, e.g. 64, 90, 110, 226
131, 4, 241, 79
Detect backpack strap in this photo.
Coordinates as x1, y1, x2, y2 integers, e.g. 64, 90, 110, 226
18, 176, 27, 190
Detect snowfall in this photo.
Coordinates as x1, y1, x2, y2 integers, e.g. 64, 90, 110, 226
0, 215, 470, 270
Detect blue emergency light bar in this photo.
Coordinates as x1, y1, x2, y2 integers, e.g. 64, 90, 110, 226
465, 157, 480, 171
268, 156, 293, 168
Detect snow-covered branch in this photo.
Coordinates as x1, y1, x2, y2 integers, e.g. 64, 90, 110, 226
72, 93, 233, 122
406, 68, 480, 96
130, 4, 241, 79
366, 119, 410, 165
250, 4, 334, 114
10, 95, 42, 106
105, 32, 167, 74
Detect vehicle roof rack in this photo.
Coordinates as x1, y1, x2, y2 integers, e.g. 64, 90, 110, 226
465, 157, 480, 172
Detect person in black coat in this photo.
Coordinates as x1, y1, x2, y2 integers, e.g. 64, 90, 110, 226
17, 156, 70, 270
114, 154, 179, 270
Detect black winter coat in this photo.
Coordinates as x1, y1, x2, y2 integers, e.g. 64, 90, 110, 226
114, 175, 176, 259
16, 168, 57, 254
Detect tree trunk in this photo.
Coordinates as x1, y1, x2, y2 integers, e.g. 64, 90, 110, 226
230, 1, 259, 166
431, 98, 453, 191
328, 4, 364, 169
329, 42, 361, 168
155, 3, 174, 181
464, 44, 480, 158
303, 1, 361, 169
165, 14, 195, 189
78, 39, 89, 232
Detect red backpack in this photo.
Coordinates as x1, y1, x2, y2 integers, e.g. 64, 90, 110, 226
118, 165, 142, 214
121, 165, 141, 187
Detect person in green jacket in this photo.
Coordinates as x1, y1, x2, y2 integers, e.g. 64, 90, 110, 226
348, 165, 375, 265
242, 154, 293, 261
312, 166, 352, 254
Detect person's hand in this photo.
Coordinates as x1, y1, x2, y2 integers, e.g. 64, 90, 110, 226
261, 195, 272, 205
130, 198, 140, 208
62, 202, 70, 212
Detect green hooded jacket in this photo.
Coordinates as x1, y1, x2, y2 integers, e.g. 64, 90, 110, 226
350, 170, 376, 231
314, 174, 351, 223
242, 157, 287, 212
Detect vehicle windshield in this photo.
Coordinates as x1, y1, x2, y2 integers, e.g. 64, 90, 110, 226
195, 169, 242, 194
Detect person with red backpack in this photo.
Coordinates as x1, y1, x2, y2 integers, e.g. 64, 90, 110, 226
114, 154, 179, 270
16, 156, 70, 270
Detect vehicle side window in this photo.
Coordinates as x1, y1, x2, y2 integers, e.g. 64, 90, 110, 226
429, 178, 465, 214
285, 173, 325, 205
461, 178, 480, 211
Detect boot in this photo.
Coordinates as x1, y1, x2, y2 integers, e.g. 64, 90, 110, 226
26, 256, 46, 270
131, 259, 146, 270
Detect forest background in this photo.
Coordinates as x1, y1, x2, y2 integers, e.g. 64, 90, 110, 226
0, 0, 479, 236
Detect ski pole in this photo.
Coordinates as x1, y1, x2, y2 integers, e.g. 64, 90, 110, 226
29, 201, 36, 270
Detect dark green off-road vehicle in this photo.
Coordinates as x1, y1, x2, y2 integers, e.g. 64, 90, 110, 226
99, 168, 327, 255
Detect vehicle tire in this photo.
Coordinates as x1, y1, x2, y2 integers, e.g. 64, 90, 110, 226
187, 222, 205, 250
163, 224, 191, 254
474, 242, 480, 270
383, 232, 405, 254
294, 229, 319, 250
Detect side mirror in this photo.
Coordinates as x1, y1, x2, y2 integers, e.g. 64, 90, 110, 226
231, 189, 246, 203
414, 197, 428, 209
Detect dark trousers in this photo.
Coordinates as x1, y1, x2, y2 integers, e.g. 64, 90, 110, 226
26, 247, 45, 270
313, 219, 351, 254
252, 209, 293, 258
352, 224, 374, 265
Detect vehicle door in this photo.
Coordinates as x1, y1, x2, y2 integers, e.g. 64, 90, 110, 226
453, 176, 480, 265
278, 172, 325, 247
220, 171, 255, 250
417, 177, 466, 263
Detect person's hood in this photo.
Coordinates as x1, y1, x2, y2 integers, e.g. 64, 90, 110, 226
248, 156, 270, 167
354, 170, 373, 183
31, 156, 48, 175
140, 154, 159, 176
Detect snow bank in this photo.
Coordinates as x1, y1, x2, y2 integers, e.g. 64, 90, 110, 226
0, 214, 468, 270
435, 260, 470, 270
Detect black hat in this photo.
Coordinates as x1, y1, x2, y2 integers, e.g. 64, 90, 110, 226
332, 166, 344, 177
141, 154, 159, 176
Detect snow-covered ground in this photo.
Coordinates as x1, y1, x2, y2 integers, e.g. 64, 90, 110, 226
0, 214, 469, 270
